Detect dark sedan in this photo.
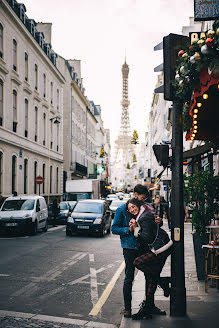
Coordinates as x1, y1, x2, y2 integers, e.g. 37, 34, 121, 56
66, 199, 112, 237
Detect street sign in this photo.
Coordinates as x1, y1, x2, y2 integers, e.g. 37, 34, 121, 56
35, 175, 44, 184
194, 0, 219, 21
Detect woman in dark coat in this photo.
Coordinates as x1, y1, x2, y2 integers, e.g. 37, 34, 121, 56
126, 198, 172, 319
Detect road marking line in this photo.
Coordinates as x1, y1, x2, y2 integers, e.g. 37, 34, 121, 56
0, 274, 9, 277
89, 254, 100, 316
0, 236, 29, 239
47, 226, 64, 232
11, 252, 87, 298
68, 263, 114, 286
89, 261, 125, 316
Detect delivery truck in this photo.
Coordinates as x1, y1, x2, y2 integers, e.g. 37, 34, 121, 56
66, 179, 100, 200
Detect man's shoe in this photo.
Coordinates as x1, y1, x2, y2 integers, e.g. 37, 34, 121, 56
132, 301, 152, 320
121, 309, 132, 318
123, 310, 132, 318
152, 306, 166, 315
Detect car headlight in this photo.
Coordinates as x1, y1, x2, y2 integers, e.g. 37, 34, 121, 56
93, 218, 102, 224
67, 217, 74, 223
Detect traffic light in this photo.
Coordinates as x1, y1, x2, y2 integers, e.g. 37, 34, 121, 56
154, 33, 189, 101
163, 33, 189, 101
152, 144, 169, 167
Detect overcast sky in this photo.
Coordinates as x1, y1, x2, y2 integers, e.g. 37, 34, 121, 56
25, 0, 194, 143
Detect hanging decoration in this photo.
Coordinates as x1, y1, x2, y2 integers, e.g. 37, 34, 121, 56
99, 146, 105, 158
131, 130, 139, 145
172, 21, 219, 141
133, 154, 137, 163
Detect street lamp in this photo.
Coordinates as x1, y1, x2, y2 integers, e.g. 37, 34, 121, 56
48, 116, 61, 205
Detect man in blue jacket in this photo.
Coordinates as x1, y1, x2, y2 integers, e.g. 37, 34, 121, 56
112, 184, 165, 319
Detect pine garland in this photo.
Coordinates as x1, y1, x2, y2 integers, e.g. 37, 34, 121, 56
172, 21, 219, 132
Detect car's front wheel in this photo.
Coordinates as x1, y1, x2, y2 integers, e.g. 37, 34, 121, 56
66, 229, 72, 236
42, 220, 48, 232
30, 221, 37, 235
98, 228, 106, 238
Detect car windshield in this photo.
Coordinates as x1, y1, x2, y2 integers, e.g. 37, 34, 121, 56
68, 201, 77, 210
59, 202, 68, 210
1, 199, 35, 211
74, 202, 103, 214
110, 201, 126, 207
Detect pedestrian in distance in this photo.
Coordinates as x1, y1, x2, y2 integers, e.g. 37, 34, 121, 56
52, 198, 60, 227
127, 198, 172, 320
112, 184, 166, 319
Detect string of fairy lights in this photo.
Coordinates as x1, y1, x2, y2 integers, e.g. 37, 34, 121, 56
190, 84, 219, 142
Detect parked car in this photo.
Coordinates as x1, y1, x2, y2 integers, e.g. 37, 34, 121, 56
0, 195, 48, 235
116, 192, 125, 200
109, 199, 127, 219
67, 201, 77, 212
106, 194, 118, 204
66, 199, 112, 237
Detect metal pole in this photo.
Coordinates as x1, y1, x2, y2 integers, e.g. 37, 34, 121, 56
170, 101, 186, 316
39, 184, 40, 196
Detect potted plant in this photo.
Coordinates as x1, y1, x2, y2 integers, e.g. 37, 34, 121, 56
184, 170, 219, 280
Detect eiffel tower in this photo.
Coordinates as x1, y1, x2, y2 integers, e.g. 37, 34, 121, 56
113, 59, 134, 189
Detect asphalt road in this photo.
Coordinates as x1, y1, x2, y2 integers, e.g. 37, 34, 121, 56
0, 225, 125, 327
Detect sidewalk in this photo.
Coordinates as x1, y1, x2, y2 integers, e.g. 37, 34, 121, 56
120, 222, 219, 328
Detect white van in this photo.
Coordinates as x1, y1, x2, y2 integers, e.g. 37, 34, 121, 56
0, 195, 48, 234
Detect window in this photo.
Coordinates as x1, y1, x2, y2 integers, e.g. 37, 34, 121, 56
0, 79, 3, 126
43, 73, 46, 98
24, 99, 28, 137
57, 89, 59, 111
50, 165, 53, 194
24, 52, 28, 81
0, 151, 2, 194
34, 106, 38, 142
50, 119, 53, 149
34, 64, 38, 90
50, 82, 53, 104
56, 167, 59, 193
0, 23, 3, 58
24, 158, 28, 194
42, 163, 45, 194
43, 113, 46, 145
12, 90, 17, 132
12, 155, 17, 194
57, 123, 59, 152
34, 161, 37, 194
13, 39, 17, 71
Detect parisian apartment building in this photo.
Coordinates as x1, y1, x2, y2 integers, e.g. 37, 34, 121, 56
0, 0, 110, 201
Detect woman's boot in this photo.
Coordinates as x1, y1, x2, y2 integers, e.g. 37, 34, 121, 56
132, 297, 153, 320
159, 277, 171, 297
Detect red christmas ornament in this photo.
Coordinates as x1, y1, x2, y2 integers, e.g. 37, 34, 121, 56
205, 38, 213, 47
189, 46, 193, 50
178, 50, 185, 57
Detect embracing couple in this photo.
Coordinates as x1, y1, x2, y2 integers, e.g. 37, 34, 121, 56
112, 184, 173, 320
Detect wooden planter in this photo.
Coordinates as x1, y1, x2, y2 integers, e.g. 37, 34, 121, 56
193, 232, 209, 280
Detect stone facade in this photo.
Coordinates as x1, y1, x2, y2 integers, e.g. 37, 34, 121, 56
0, 0, 64, 200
